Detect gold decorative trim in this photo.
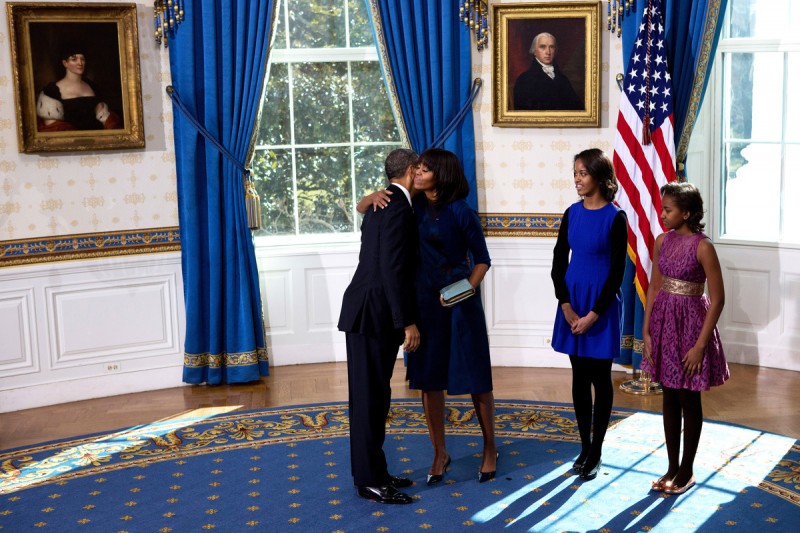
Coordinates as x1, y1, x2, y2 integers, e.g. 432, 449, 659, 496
491, 2, 601, 128
184, 347, 270, 369
676, 0, 725, 175
480, 213, 561, 237
0, 227, 181, 267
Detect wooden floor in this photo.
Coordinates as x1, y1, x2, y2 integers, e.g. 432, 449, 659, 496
2, 362, 799, 451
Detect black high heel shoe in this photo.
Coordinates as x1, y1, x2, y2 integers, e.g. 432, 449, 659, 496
478, 452, 499, 483
426, 455, 451, 486
572, 451, 589, 472
579, 459, 602, 481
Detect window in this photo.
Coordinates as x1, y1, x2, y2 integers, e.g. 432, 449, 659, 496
252, 0, 402, 238
717, 0, 800, 244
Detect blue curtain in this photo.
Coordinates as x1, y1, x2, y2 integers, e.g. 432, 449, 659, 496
366, 0, 479, 210
615, 0, 727, 369
168, 1, 274, 384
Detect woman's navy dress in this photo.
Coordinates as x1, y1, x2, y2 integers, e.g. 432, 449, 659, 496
551, 201, 627, 359
407, 196, 493, 395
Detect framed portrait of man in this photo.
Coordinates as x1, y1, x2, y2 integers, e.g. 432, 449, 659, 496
7, 3, 145, 152
492, 2, 601, 128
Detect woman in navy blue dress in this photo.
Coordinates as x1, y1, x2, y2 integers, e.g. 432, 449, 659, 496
408, 149, 496, 484
358, 149, 496, 484
551, 148, 627, 481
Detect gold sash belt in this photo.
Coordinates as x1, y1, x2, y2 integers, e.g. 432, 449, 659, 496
662, 276, 704, 296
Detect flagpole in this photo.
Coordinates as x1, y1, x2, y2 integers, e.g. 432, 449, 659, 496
620, 370, 663, 395
612, 0, 673, 397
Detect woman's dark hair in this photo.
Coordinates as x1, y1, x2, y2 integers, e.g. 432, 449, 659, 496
419, 148, 469, 206
59, 41, 86, 62
574, 148, 618, 202
660, 181, 705, 232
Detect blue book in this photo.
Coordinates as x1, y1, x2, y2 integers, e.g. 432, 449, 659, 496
440, 278, 475, 307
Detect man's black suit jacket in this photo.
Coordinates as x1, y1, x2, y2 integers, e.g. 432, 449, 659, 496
338, 184, 418, 344
513, 62, 583, 111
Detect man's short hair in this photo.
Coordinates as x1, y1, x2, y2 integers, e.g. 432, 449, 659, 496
529, 32, 557, 54
384, 148, 418, 180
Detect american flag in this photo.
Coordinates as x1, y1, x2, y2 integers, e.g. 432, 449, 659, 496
613, 0, 677, 301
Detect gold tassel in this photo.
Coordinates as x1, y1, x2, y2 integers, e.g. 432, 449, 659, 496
244, 174, 262, 230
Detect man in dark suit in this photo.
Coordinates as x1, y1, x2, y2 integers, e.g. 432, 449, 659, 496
513, 32, 583, 111
338, 148, 420, 504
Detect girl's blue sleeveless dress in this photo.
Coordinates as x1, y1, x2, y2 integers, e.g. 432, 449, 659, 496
551, 201, 623, 359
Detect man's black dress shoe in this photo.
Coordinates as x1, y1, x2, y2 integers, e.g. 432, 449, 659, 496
357, 484, 412, 504
580, 459, 602, 481
389, 475, 413, 488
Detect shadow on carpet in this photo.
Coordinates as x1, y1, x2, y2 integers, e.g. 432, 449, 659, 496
1, 400, 798, 532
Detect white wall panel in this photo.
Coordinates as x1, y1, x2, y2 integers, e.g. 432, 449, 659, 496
716, 244, 800, 371
306, 267, 351, 332
781, 274, 800, 335
0, 289, 38, 375
0, 253, 185, 412
47, 278, 175, 364
261, 269, 292, 334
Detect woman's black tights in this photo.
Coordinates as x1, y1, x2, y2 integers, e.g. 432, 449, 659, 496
570, 355, 613, 471
662, 386, 703, 487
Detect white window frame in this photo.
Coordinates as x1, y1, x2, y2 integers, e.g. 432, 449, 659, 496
708, 21, 800, 249
253, 3, 402, 245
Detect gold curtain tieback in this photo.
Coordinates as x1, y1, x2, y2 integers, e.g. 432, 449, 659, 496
661, 276, 704, 296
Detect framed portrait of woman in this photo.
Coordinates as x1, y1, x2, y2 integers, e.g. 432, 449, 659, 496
7, 3, 145, 153
492, 1, 601, 128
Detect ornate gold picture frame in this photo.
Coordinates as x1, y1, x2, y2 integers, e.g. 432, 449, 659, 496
7, 3, 145, 152
492, 1, 601, 128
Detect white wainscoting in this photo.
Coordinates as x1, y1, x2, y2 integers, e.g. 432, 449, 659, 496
3, 239, 794, 412
0, 253, 185, 412
716, 243, 800, 371
257, 238, 799, 374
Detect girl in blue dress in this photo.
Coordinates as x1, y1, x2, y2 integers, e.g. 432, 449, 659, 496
551, 148, 627, 481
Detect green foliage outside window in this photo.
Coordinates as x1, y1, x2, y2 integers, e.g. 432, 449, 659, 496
252, 0, 401, 237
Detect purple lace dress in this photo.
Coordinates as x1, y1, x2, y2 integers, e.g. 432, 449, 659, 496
642, 231, 729, 391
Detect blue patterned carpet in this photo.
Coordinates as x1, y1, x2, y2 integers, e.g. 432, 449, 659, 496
1, 400, 798, 532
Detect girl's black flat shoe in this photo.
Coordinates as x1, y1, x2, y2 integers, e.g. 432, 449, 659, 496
580, 459, 602, 481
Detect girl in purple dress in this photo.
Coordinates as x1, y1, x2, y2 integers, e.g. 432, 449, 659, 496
643, 182, 729, 496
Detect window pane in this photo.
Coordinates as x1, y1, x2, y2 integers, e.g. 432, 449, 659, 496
722, 142, 781, 241
725, 52, 783, 142
352, 62, 400, 143
257, 63, 290, 146
787, 53, 800, 142
783, 144, 800, 243
287, 0, 346, 48
296, 147, 353, 233
292, 62, 350, 144
348, 0, 374, 48
273, 4, 287, 49
727, 0, 799, 39
354, 145, 396, 201
252, 149, 296, 235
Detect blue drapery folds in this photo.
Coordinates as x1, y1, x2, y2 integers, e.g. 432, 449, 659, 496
366, 0, 479, 210
615, 0, 728, 369
168, 0, 274, 384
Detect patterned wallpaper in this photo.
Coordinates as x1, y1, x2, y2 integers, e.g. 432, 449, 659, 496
474, 0, 625, 221
0, 0, 626, 264
0, 1, 178, 252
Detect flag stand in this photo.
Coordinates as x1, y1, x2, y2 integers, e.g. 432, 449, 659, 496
620, 370, 662, 395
